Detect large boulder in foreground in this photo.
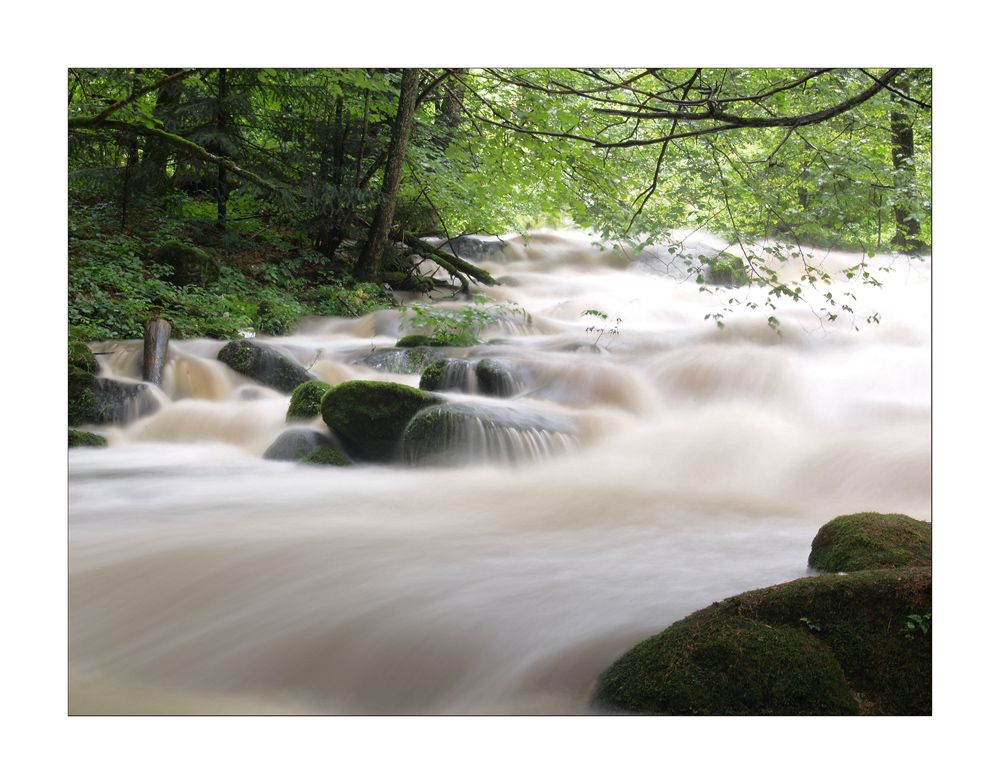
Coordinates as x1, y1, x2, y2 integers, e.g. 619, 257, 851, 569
591, 567, 931, 716
808, 512, 931, 572
217, 340, 315, 394
591, 513, 932, 716
321, 380, 442, 462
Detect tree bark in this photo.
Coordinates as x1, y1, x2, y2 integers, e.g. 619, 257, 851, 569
356, 69, 421, 282
890, 108, 924, 252
142, 318, 171, 386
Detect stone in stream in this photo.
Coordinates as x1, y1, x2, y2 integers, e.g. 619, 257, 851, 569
402, 401, 577, 466
419, 357, 524, 397
263, 427, 345, 462
590, 514, 932, 716
286, 380, 334, 422
69, 342, 160, 427
321, 380, 443, 463
217, 339, 316, 394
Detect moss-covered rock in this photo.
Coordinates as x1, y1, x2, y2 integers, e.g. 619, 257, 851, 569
321, 380, 442, 462
152, 240, 220, 287
262, 427, 342, 462
395, 334, 454, 348
809, 512, 931, 572
592, 613, 858, 716
701, 251, 749, 287
591, 566, 932, 716
475, 358, 519, 397
69, 341, 99, 374
69, 429, 107, 448
286, 380, 333, 422
403, 401, 577, 466
384, 271, 437, 293
217, 339, 315, 394
299, 447, 353, 467
69, 359, 159, 428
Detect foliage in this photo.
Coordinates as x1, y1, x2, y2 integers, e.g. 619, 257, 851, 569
399, 292, 531, 347
582, 309, 621, 348
902, 612, 931, 639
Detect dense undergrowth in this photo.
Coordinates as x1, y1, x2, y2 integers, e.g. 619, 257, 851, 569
68, 192, 398, 342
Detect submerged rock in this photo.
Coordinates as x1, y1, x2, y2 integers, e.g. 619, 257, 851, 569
591, 515, 933, 716
263, 427, 343, 462
299, 447, 353, 467
322, 380, 442, 462
360, 346, 445, 375
69, 357, 160, 428
403, 401, 577, 466
809, 512, 931, 572
419, 357, 524, 397
286, 380, 333, 422
217, 339, 315, 394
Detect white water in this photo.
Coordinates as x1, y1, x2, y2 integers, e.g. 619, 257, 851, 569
68, 230, 931, 715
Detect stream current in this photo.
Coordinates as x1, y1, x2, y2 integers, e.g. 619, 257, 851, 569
67, 230, 931, 715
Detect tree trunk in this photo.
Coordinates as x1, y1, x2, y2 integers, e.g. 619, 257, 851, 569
216, 68, 230, 227
356, 69, 421, 282
142, 318, 171, 386
890, 109, 922, 252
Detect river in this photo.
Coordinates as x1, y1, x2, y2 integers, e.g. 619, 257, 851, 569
67, 230, 931, 715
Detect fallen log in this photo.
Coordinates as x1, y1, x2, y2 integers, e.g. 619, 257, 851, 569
401, 232, 498, 288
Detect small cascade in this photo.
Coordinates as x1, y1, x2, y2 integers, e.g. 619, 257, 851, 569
403, 401, 578, 467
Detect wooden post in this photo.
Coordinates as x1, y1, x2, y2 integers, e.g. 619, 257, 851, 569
142, 318, 171, 386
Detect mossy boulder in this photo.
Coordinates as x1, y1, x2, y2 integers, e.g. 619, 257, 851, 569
701, 251, 749, 287
591, 566, 932, 716
395, 334, 454, 348
475, 358, 519, 397
809, 512, 931, 572
418, 357, 522, 397
403, 401, 577, 466
69, 346, 159, 428
262, 427, 343, 462
299, 447, 353, 467
286, 380, 333, 422
152, 240, 220, 287
69, 341, 99, 374
321, 380, 442, 462
217, 339, 316, 394
69, 429, 107, 448
384, 272, 437, 293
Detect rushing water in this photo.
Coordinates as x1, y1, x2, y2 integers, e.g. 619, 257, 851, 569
67, 230, 931, 715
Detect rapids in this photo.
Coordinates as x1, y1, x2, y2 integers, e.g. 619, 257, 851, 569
67, 230, 931, 715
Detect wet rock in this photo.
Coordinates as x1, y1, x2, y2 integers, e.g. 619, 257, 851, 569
419, 357, 524, 397
217, 339, 315, 393
322, 380, 442, 463
299, 447, 353, 467
286, 380, 333, 422
69, 359, 159, 428
403, 401, 577, 466
263, 427, 343, 462
591, 517, 933, 716
360, 346, 445, 375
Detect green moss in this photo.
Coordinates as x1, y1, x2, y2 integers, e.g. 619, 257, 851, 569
152, 240, 220, 287
809, 512, 931, 572
396, 334, 454, 348
299, 446, 352, 466
592, 566, 932, 716
418, 358, 450, 391
286, 380, 333, 422
475, 358, 516, 397
68, 364, 99, 427
702, 251, 750, 287
69, 429, 107, 448
321, 380, 441, 462
593, 613, 858, 716
69, 341, 99, 374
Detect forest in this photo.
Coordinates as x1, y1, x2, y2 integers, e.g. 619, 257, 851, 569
68, 67, 931, 341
